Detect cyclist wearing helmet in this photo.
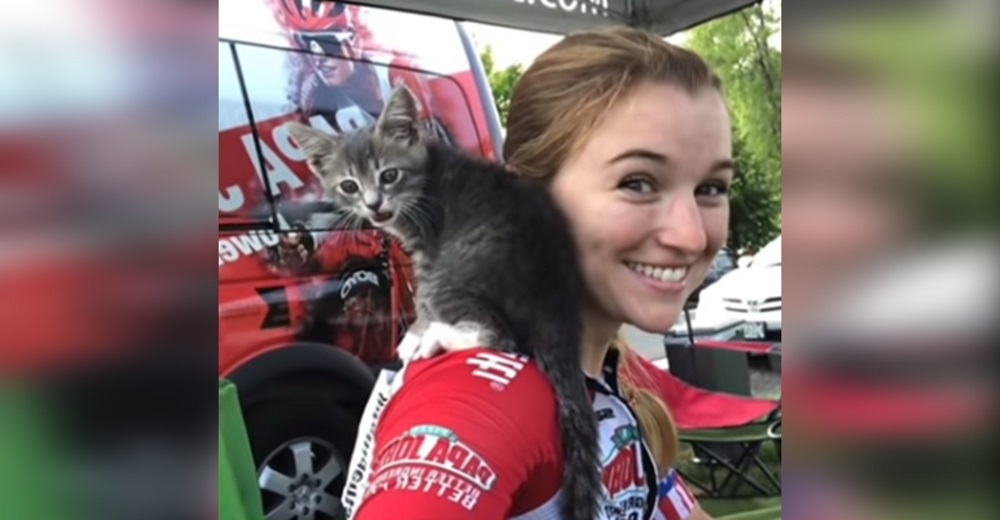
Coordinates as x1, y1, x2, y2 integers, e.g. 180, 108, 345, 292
269, 0, 453, 143
261, 1, 450, 302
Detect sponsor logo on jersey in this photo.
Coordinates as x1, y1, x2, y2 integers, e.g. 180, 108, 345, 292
373, 425, 497, 490
466, 351, 528, 388
364, 465, 482, 511
363, 425, 493, 512
602, 425, 646, 499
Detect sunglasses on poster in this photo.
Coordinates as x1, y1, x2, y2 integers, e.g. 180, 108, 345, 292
296, 29, 356, 57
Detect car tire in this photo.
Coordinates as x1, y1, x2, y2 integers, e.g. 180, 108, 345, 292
240, 375, 363, 520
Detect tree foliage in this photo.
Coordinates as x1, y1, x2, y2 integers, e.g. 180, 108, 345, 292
689, 4, 782, 253
479, 45, 524, 126
727, 133, 781, 255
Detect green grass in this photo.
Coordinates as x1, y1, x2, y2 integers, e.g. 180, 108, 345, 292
703, 498, 781, 518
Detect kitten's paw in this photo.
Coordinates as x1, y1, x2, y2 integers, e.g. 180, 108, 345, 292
414, 321, 484, 359
396, 331, 422, 360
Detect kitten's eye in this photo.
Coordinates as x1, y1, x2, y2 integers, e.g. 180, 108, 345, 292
380, 168, 401, 185
618, 175, 656, 194
339, 179, 360, 195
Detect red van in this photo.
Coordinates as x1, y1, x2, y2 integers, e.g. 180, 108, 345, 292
218, 1, 757, 518
218, 2, 516, 517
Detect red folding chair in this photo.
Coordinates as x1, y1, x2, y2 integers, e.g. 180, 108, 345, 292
626, 354, 778, 430
625, 354, 782, 498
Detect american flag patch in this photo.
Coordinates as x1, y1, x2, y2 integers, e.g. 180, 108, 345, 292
653, 470, 697, 520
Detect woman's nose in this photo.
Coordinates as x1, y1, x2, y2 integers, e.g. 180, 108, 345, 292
654, 195, 707, 253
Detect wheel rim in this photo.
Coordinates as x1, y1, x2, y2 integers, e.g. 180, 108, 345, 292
258, 437, 346, 520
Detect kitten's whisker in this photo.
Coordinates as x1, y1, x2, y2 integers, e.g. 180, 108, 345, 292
399, 203, 421, 232
406, 203, 430, 234
328, 211, 349, 231
405, 207, 434, 241
405, 199, 436, 236
344, 213, 360, 237
416, 191, 445, 212
350, 214, 368, 244
405, 206, 427, 234
311, 206, 351, 232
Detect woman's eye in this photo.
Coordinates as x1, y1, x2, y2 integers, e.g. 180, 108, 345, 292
339, 179, 360, 194
380, 168, 401, 185
618, 175, 655, 194
696, 181, 730, 198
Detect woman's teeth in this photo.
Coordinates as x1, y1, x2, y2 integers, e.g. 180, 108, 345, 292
626, 261, 687, 283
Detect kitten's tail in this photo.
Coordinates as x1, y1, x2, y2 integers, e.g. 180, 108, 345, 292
534, 345, 602, 520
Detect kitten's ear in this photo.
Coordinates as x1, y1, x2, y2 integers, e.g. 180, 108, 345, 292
375, 85, 421, 145
286, 122, 338, 160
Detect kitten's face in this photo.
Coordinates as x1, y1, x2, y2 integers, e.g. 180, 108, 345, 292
286, 86, 428, 231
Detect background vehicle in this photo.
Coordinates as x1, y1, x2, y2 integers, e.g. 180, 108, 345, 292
686, 249, 737, 307
695, 235, 782, 341
218, 1, 762, 518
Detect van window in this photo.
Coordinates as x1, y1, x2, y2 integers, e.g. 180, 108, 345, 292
222, 39, 484, 233
219, 41, 275, 229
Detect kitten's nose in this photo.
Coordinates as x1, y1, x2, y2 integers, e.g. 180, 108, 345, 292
362, 191, 382, 212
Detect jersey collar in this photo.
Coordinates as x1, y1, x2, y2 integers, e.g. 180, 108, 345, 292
585, 347, 623, 396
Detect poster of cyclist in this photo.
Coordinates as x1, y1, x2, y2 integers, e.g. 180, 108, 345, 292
219, 0, 492, 364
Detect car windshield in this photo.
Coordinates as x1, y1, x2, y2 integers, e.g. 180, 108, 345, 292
715, 251, 734, 271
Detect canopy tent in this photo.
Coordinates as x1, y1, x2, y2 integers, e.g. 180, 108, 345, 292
334, 0, 762, 36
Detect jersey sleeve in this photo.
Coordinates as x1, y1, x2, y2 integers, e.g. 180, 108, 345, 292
654, 469, 700, 520
354, 348, 563, 520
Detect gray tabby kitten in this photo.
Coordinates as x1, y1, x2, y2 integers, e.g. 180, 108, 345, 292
286, 85, 600, 520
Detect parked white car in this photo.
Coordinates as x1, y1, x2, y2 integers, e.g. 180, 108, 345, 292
693, 235, 782, 341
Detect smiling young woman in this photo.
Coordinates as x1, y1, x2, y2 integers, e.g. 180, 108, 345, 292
501, 28, 731, 520
353, 27, 730, 520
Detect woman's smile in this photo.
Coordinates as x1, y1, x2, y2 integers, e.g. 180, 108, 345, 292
623, 261, 689, 294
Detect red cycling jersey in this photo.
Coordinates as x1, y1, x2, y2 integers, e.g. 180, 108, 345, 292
345, 348, 698, 520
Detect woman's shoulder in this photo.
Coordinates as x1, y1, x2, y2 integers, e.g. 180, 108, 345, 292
397, 347, 559, 415
355, 348, 563, 518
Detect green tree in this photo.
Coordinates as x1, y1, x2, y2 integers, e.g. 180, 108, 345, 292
727, 133, 781, 254
689, 4, 782, 253
479, 45, 524, 126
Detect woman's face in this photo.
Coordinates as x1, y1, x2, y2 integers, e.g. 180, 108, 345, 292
551, 82, 732, 334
